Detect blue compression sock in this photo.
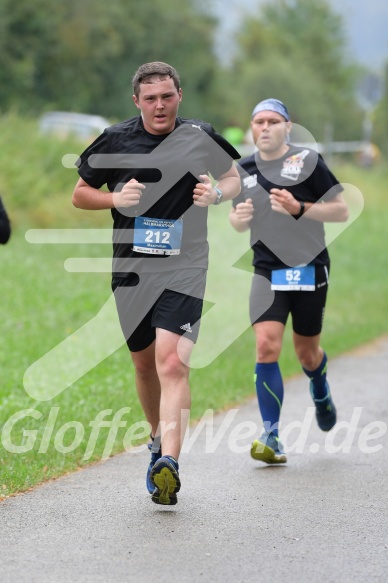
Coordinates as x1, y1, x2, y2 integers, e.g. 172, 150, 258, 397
254, 362, 284, 437
303, 352, 329, 400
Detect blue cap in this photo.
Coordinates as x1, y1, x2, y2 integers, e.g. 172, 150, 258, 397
251, 98, 290, 121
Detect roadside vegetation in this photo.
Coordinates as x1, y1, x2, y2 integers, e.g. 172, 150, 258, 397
0, 115, 387, 498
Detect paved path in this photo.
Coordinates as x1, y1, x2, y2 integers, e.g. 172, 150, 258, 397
1, 337, 388, 582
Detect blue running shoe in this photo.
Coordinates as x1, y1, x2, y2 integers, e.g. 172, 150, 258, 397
250, 432, 287, 464
310, 381, 337, 431
146, 439, 162, 494
150, 456, 181, 505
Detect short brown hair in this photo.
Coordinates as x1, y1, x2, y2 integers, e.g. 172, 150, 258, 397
132, 62, 180, 98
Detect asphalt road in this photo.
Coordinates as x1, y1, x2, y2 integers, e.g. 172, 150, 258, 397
1, 337, 388, 582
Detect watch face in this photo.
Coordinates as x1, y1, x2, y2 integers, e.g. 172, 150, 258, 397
214, 188, 223, 205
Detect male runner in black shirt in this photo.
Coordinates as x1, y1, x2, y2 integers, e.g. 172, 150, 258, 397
73, 62, 240, 504
230, 98, 348, 464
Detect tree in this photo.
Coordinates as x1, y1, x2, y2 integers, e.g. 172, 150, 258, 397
0, 0, 221, 122
221, 0, 363, 141
371, 63, 388, 155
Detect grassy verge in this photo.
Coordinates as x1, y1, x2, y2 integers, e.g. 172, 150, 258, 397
0, 115, 387, 498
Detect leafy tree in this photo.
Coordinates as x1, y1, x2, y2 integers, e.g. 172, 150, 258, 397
0, 0, 221, 123
221, 0, 363, 141
0, 0, 369, 142
371, 63, 388, 155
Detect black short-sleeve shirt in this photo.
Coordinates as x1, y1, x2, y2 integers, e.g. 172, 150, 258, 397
233, 145, 343, 270
77, 116, 240, 276
0, 197, 11, 244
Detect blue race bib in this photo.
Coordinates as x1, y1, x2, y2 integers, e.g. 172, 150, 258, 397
271, 265, 315, 291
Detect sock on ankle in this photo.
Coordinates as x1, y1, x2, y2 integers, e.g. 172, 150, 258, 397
303, 352, 329, 400
150, 434, 161, 453
255, 362, 284, 438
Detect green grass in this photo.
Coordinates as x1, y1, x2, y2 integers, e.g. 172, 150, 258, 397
0, 113, 387, 497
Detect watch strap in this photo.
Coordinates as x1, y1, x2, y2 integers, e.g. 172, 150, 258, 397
213, 187, 223, 205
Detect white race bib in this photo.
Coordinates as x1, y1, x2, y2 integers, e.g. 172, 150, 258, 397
133, 216, 183, 255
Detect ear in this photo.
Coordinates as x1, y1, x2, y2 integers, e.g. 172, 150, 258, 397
285, 121, 292, 134
132, 94, 140, 110
178, 88, 182, 103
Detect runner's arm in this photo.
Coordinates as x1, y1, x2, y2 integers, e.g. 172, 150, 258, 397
229, 199, 254, 232
269, 189, 349, 222
72, 178, 145, 210
214, 164, 241, 202
193, 164, 240, 207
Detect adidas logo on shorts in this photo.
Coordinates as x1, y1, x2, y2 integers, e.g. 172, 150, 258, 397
180, 322, 193, 333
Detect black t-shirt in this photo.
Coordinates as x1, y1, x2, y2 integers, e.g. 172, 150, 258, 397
233, 145, 343, 271
77, 116, 240, 276
0, 197, 11, 245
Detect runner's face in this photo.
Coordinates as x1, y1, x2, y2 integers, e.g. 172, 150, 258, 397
133, 77, 182, 135
251, 111, 291, 159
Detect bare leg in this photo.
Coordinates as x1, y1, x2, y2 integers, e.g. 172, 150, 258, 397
155, 328, 193, 460
293, 332, 323, 370
253, 320, 285, 362
130, 341, 161, 439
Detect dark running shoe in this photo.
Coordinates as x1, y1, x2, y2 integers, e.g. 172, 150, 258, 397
250, 432, 287, 464
310, 381, 337, 431
146, 439, 162, 494
150, 456, 181, 505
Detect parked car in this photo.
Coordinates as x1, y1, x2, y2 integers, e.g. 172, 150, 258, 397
39, 111, 110, 141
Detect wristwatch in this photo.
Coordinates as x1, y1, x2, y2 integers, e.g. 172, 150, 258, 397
293, 200, 305, 219
213, 187, 223, 205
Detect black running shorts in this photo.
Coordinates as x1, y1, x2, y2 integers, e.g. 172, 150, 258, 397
111, 268, 206, 352
250, 265, 330, 337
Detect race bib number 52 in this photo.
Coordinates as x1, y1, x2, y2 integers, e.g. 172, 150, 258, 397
271, 265, 315, 291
